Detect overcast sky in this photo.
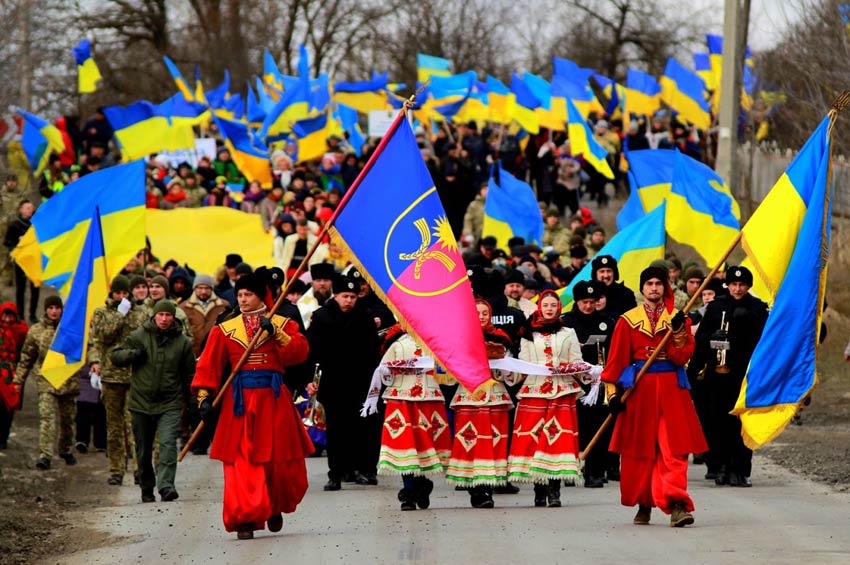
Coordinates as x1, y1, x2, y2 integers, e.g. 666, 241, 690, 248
700, 0, 801, 51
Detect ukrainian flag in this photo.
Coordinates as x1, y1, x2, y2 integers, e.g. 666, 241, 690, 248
214, 115, 272, 188
17, 110, 66, 177
263, 50, 285, 93
329, 113, 491, 393
523, 72, 568, 132
732, 116, 832, 449
625, 69, 661, 118
40, 208, 110, 388
552, 57, 604, 118
417, 53, 452, 84
333, 74, 390, 114
259, 45, 311, 141
659, 58, 711, 130
205, 69, 230, 110
619, 148, 740, 266
693, 53, 717, 92
481, 164, 544, 251
509, 73, 541, 134
566, 98, 614, 179
292, 111, 340, 163
104, 101, 194, 161
11, 160, 146, 296
246, 84, 266, 125
72, 39, 101, 94
335, 104, 365, 157
557, 203, 666, 310
486, 75, 514, 124
163, 56, 194, 102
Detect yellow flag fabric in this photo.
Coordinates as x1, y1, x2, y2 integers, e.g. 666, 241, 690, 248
145, 208, 274, 275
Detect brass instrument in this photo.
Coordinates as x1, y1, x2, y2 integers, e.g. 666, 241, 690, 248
712, 312, 731, 374
302, 364, 323, 427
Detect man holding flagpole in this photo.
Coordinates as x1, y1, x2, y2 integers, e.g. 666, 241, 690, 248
601, 266, 707, 527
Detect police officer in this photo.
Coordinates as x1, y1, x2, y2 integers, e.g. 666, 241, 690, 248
561, 280, 616, 487
591, 255, 637, 318
690, 266, 768, 487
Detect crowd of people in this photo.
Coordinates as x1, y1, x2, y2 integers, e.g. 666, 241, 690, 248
0, 105, 816, 541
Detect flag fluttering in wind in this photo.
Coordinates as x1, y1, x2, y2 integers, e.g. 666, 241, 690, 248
481, 164, 544, 251
733, 116, 833, 449
17, 110, 66, 176
659, 58, 711, 130
329, 113, 491, 392
72, 39, 102, 94
566, 98, 614, 179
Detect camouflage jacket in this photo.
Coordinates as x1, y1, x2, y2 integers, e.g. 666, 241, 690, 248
88, 299, 149, 384
143, 297, 194, 342
14, 317, 80, 395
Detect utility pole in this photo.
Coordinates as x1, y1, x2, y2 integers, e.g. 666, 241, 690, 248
19, 0, 33, 111
715, 0, 751, 212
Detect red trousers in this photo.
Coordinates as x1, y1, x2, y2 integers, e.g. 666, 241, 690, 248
221, 436, 309, 533
619, 416, 694, 514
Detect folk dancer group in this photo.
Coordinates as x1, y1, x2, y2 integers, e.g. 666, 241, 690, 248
190, 266, 707, 539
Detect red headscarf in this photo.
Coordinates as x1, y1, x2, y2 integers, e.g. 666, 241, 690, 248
523, 289, 563, 338
476, 299, 512, 347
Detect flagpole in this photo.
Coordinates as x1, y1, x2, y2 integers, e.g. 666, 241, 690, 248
179, 94, 420, 461
580, 232, 742, 461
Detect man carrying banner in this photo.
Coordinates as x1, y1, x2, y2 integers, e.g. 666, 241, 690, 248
192, 272, 313, 540
601, 266, 706, 527
689, 266, 768, 487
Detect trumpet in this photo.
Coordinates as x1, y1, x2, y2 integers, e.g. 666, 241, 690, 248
302, 363, 323, 428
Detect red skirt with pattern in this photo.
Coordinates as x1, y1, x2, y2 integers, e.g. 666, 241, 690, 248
507, 395, 582, 484
445, 405, 511, 486
378, 399, 452, 476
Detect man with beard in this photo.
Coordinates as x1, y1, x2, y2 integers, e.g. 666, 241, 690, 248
689, 266, 768, 487
592, 255, 636, 318
561, 281, 616, 487
307, 276, 381, 491
504, 269, 536, 318
297, 263, 335, 329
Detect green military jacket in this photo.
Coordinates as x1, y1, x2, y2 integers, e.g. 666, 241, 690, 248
88, 299, 149, 384
143, 297, 194, 342
14, 317, 80, 395
112, 319, 195, 415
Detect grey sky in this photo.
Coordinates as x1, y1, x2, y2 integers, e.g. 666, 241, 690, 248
699, 0, 801, 51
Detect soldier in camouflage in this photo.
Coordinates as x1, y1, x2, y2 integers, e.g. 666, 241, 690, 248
0, 175, 21, 286
13, 295, 79, 469
88, 275, 149, 485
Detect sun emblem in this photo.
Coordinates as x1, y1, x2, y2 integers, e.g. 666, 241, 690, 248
432, 216, 458, 254
397, 217, 457, 280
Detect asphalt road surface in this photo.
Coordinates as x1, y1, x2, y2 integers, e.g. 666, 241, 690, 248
60, 453, 850, 564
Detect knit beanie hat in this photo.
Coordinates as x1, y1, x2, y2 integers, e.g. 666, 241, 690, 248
152, 299, 177, 315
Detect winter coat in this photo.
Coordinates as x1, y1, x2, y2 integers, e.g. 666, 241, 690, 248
88, 300, 149, 384
14, 317, 80, 396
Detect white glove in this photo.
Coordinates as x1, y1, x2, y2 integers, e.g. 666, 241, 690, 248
589, 365, 604, 380
90, 373, 102, 391
117, 298, 132, 317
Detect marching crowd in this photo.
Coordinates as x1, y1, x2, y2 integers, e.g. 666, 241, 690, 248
0, 106, 826, 541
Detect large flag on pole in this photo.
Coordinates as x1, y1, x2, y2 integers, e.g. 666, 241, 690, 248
41, 208, 110, 388
328, 113, 491, 392
72, 39, 102, 94
732, 116, 833, 449
481, 164, 544, 251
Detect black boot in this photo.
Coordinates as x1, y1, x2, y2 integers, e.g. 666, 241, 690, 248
398, 488, 417, 511
414, 477, 434, 509
470, 486, 494, 509
547, 479, 561, 508
533, 483, 548, 507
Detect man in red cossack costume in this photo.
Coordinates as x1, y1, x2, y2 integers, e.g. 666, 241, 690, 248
601, 266, 707, 528
192, 273, 314, 540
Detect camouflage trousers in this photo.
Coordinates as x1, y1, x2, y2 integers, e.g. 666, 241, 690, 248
37, 392, 76, 460
102, 382, 136, 476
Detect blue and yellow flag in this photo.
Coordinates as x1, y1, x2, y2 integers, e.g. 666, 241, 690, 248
263, 50, 285, 93
72, 39, 102, 94
333, 74, 389, 114
17, 110, 66, 177
566, 98, 614, 179
625, 69, 661, 118
329, 113, 491, 392
619, 149, 740, 266
259, 45, 311, 141
693, 53, 717, 92
214, 115, 272, 188
732, 116, 832, 449
659, 58, 711, 130
11, 160, 146, 296
481, 164, 544, 251
41, 208, 110, 388
510, 73, 541, 134
417, 53, 452, 84
557, 202, 666, 310
163, 56, 194, 101
291, 111, 340, 163
486, 75, 514, 124
104, 101, 195, 161
335, 104, 365, 157
205, 70, 231, 110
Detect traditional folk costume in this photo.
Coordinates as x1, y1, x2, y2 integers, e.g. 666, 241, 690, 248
445, 301, 514, 508
508, 290, 585, 508
601, 266, 707, 527
369, 329, 451, 510
191, 274, 313, 539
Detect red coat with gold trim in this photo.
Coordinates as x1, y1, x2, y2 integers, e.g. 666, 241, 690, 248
191, 313, 314, 463
601, 305, 707, 459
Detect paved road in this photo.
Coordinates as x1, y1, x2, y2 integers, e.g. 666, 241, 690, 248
59, 452, 850, 565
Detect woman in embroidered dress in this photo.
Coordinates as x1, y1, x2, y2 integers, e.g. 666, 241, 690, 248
376, 326, 452, 511
445, 300, 515, 509
507, 289, 585, 508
